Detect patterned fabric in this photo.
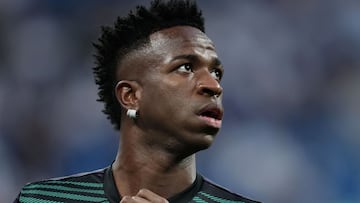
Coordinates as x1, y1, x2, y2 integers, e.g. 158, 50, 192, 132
14, 166, 260, 203
19, 181, 107, 202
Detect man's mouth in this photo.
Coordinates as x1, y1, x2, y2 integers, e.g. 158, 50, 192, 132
198, 105, 223, 128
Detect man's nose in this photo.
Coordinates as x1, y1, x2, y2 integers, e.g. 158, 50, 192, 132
196, 70, 223, 97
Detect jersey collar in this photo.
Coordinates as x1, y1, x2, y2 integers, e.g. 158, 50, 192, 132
103, 165, 203, 203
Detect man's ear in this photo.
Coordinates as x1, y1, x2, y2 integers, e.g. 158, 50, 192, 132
115, 80, 142, 110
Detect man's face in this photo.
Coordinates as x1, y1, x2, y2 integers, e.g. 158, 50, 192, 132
128, 26, 224, 153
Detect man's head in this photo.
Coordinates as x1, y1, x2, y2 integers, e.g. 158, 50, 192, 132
93, 0, 223, 152
93, 0, 205, 130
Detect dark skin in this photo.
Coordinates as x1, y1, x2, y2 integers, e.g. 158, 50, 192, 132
114, 26, 224, 202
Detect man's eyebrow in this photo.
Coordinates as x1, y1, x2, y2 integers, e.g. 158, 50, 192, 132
171, 54, 198, 62
213, 58, 222, 67
171, 54, 222, 66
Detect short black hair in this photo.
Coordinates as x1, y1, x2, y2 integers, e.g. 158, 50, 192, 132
93, 0, 205, 130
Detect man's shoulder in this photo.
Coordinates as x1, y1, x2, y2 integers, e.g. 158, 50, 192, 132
23, 167, 107, 187
15, 167, 109, 203
198, 177, 260, 203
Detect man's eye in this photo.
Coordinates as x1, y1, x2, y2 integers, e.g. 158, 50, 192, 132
177, 63, 193, 73
210, 69, 223, 81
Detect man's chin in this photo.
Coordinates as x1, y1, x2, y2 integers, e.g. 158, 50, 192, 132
193, 133, 217, 151
200, 134, 215, 148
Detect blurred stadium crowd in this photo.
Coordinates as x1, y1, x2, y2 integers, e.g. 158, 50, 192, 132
0, 0, 359, 202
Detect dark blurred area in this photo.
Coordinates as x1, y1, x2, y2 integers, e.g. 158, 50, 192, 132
0, 0, 359, 202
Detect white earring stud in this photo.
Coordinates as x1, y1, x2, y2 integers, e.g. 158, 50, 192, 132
126, 109, 137, 119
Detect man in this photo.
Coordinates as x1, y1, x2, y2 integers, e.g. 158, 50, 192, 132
15, 0, 260, 202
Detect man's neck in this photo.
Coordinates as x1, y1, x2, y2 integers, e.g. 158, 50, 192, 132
112, 135, 197, 199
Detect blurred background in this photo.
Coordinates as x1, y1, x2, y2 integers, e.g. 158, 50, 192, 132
0, 0, 359, 202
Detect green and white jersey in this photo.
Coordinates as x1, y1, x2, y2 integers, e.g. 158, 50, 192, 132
15, 166, 259, 203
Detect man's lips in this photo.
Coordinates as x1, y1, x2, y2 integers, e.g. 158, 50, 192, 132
197, 104, 223, 128
198, 116, 222, 128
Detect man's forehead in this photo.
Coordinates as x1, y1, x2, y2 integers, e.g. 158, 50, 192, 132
117, 26, 218, 80
149, 26, 215, 50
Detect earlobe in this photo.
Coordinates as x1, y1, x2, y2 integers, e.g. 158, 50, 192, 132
115, 80, 141, 110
